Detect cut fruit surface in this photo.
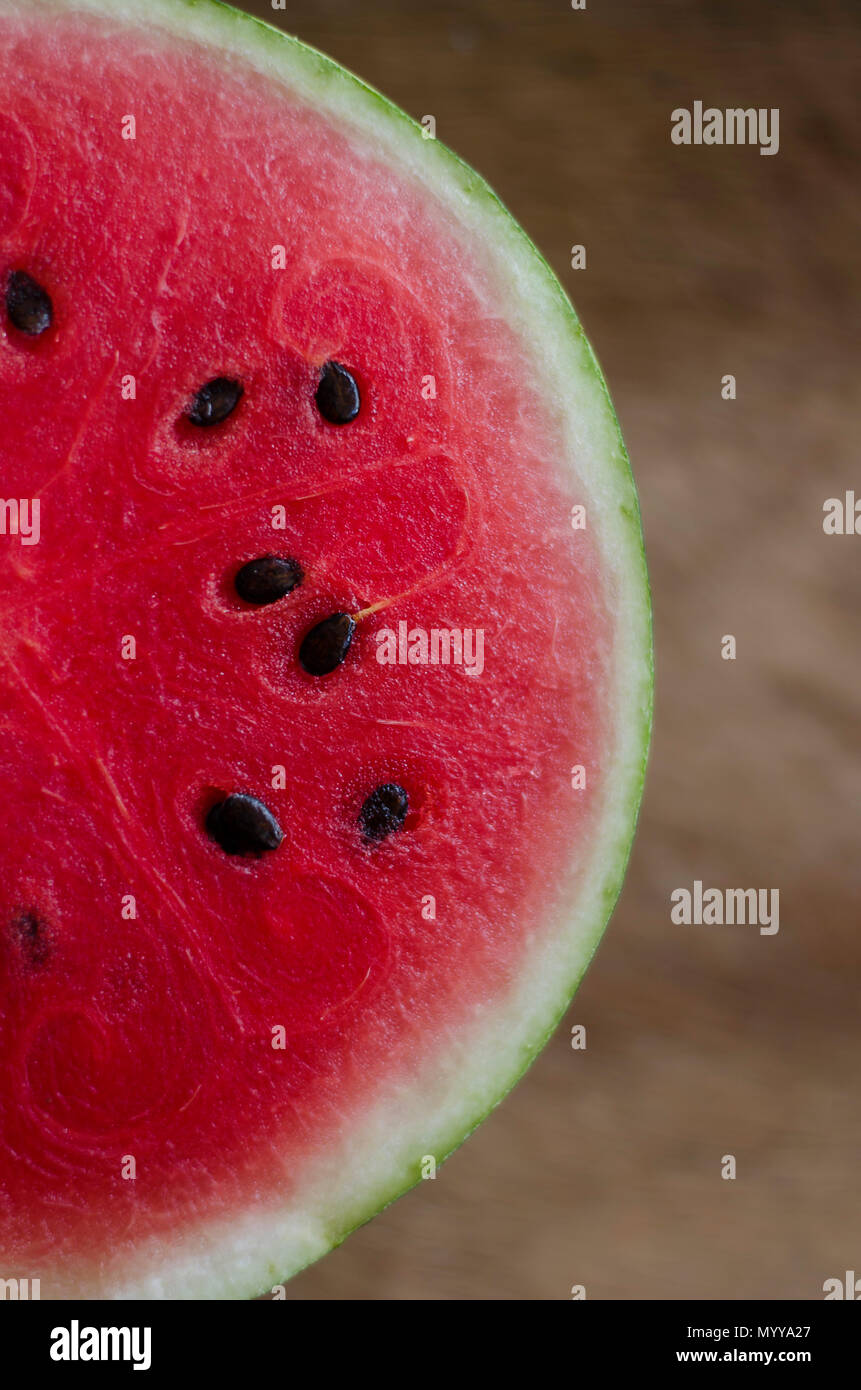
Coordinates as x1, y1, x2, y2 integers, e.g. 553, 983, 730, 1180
0, 0, 652, 1299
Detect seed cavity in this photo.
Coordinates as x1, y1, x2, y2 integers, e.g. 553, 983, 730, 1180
5, 271, 53, 336
359, 784, 409, 842
188, 377, 243, 427
315, 360, 360, 425
10, 910, 50, 969
235, 555, 303, 606
205, 793, 283, 856
299, 612, 356, 676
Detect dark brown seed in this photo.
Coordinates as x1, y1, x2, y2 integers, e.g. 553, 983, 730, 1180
205, 793, 283, 856
315, 360, 360, 424
359, 784, 409, 842
188, 377, 243, 427
10, 911, 50, 969
5, 271, 53, 336
235, 555, 303, 606
299, 612, 355, 675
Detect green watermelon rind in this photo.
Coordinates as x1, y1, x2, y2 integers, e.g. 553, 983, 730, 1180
5, 0, 653, 1299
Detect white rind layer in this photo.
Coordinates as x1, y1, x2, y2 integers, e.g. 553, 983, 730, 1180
1, 0, 653, 1299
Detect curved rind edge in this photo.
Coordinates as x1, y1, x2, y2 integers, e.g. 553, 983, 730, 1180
0, 0, 654, 1299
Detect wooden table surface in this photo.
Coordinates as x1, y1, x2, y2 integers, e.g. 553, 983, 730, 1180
240, 0, 860, 1299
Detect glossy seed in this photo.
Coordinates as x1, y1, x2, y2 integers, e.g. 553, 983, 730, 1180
205, 793, 283, 856
188, 377, 243, 427
10, 911, 50, 969
299, 612, 356, 675
5, 271, 53, 336
315, 360, 360, 424
235, 555, 303, 606
359, 783, 409, 842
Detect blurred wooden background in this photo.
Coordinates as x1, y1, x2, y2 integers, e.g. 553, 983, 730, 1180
239, 0, 860, 1299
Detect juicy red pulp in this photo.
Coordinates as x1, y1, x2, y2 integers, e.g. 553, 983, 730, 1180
0, 11, 608, 1275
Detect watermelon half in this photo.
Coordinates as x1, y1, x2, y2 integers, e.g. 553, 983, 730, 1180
0, 0, 652, 1299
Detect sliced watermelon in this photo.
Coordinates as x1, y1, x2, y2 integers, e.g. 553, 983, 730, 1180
0, 0, 652, 1299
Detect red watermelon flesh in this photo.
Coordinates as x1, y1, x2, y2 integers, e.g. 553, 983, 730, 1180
0, 0, 650, 1298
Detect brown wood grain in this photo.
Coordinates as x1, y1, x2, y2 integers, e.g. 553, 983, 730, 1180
239, 0, 860, 1299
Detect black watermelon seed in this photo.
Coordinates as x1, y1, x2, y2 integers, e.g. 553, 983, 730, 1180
359, 784, 409, 842
188, 377, 243, 427
299, 612, 356, 675
205, 793, 283, 856
5, 271, 53, 336
235, 555, 303, 606
10, 911, 50, 969
315, 360, 360, 424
